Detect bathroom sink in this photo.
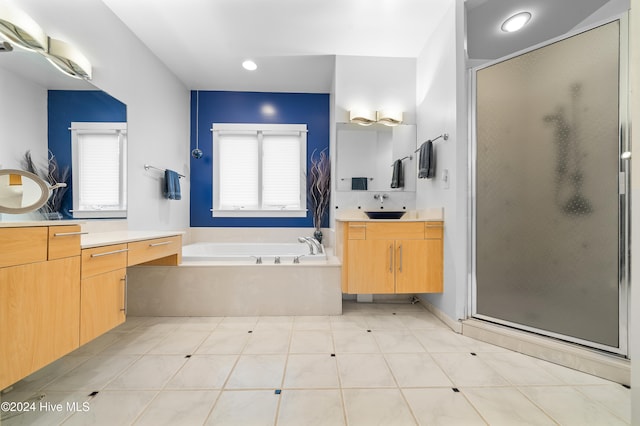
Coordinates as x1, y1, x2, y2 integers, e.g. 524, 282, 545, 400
364, 211, 406, 220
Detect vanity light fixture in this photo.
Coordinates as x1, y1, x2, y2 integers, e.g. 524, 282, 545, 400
377, 110, 403, 126
0, 2, 47, 51
501, 12, 532, 33
349, 109, 377, 126
242, 59, 257, 71
45, 37, 92, 80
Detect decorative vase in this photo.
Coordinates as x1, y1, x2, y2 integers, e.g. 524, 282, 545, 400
313, 229, 323, 243
43, 211, 63, 220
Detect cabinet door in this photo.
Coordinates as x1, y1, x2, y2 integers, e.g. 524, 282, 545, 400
424, 238, 443, 293
395, 239, 429, 294
347, 239, 395, 294
80, 268, 126, 345
0, 257, 80, 389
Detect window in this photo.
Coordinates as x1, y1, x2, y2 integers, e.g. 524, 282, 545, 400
71, 122, 127, 218
212, 123, 307, 217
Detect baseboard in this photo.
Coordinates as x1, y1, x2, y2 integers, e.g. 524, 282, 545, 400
415, 295, 463, 334
462, 318, 630, 385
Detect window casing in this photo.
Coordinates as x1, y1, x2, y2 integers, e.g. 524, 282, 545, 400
71, 122, 127, 218
212, 123, 307, 217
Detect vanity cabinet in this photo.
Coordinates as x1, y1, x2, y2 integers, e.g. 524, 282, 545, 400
80, 244, 128, 345
340, 221, 443, 294
0, 225, 81, 390
0, 225, 183, 390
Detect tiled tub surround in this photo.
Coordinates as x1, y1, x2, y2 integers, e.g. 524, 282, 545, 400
127, 228, 342, 317
126, 257, 342, 317
0, 302, 630, 425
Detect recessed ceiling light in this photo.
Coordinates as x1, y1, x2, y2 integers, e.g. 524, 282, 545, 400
242, 60, 257, 71
501, 12, 532, 33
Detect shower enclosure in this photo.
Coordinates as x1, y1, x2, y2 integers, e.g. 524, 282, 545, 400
471, 17, 629, 354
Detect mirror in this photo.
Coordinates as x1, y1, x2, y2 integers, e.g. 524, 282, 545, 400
0, 169, 50, 213
0, 48, 128, 219
336, 123, 417, 192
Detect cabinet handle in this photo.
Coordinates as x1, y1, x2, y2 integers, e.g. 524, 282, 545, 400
121, 275, 127, 314
149, 241, 172, 247
349, 225, 367, 228
389, 244, 393, 273
54, 231, 88, 237
91, 248, 129, 258
399, 244, 403, 273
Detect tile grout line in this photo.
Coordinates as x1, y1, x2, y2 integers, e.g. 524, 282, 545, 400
330, 312, 350, 426
272, 321, 294, 426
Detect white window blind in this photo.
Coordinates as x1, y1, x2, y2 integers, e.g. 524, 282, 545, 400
262, 134, 301, 208
78, 133, 121, 208
212, 123, 307, 218
218, 134, 259, 209
71, 122, 127, 218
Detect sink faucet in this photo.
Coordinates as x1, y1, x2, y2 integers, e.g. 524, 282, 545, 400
374, 194, 388, 205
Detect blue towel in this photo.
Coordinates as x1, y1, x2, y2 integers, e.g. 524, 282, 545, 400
418, 140, 435, 179
164, 169, 181, 200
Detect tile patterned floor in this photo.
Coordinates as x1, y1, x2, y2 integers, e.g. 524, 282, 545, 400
0, 302, 631, 425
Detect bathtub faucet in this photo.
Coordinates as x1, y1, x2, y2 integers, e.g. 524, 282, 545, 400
309, 238, 324, 255
298, 237, 323, 255
298, 237, 315, 254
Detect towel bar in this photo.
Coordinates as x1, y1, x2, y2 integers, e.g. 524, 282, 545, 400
144, 164, 185, 179
414, 133, 449, 153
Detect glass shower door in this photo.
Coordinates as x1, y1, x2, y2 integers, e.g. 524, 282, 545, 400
473, 19, 628, 353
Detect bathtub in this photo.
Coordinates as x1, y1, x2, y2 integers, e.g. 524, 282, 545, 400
126, 241, 341, 316
182, 242, 327, 263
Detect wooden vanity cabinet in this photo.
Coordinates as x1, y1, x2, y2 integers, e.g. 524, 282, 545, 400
80, 244, 128, 345
341, 221, 443, 294
0, 225, 81, 390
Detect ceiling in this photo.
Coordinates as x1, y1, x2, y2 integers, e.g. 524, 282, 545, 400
466, 0, 619, 60
101, 0, 452, 92
1, 0, 625, 93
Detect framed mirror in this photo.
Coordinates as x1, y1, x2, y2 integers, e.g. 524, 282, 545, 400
0, 169, 50, 214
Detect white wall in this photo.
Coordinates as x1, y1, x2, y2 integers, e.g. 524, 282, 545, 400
333, 55, 418, 217
18, 0, 190, 231
0, 67, 48, 170
415, 0, 467, 320
630, 0, 639, 420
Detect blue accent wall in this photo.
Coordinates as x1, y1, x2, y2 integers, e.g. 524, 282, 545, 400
190, 91, 330, 228
48, 90, 127, 217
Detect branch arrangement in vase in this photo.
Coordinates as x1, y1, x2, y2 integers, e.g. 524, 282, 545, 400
308, 148, 330, 236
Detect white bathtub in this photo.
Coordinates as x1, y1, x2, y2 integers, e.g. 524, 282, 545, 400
182, 242, 327, 263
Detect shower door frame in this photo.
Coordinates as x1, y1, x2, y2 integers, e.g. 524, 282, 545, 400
469, 15, 630, 356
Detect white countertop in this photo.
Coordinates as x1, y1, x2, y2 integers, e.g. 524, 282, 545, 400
0, 220, 84, 228
335, 208, 444, 222
81, 230, 184, 249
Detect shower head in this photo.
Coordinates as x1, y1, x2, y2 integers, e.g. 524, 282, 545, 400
191, 148, 203, 159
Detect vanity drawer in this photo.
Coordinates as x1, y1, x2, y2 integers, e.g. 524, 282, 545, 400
81, 244, 128, 278
425, 222, 444, 239
48, 226, 82, 260
347, 223, 367, 240
366, 222, 424, 240
127, 235, 181, 266
0, 227, 47, 268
